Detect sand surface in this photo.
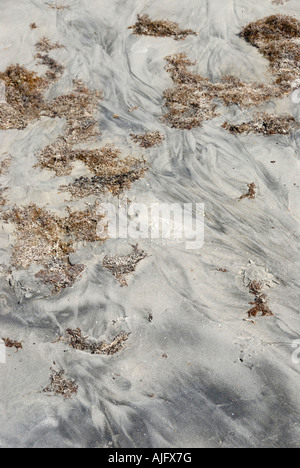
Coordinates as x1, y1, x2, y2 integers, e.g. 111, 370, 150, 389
0, 0, 300, 448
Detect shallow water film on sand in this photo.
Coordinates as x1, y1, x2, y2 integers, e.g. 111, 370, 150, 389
0, 0, 299, 449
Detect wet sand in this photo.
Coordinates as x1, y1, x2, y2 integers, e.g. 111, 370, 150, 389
0, 0, 300, 448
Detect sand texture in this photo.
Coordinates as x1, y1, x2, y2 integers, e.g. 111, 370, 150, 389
0, 0, 300, 448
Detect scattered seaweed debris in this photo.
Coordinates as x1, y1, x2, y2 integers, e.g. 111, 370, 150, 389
0, 188, 8, 207
45, 2, 70, 10
42, 367, 78, 399
0, 156, 11, 205
0, 65, 48, 130
55, 328, 129, 355
1, 204, 106, 293
34, 37, 65, 82
0, 155, 11, 176
35, 81, 103, 175
35, 259, 85, 293
35, 37, 64, 53
2, 337, 23, 352
247, 281, 274, 318
223, 113, 297, 135
240, 15, 300, 91
239, 183, 256, 200
129, 14, 197, 41
130, 131, 165, 148
0, 40, 72, 131
103, 244, 148, 287
35, 53, 65, 81
272, 0, 289, 4
30, 23, 38, 30
162, 53, 279, 129
58, 144, 147, 198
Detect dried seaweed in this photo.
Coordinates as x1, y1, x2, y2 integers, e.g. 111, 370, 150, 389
162, 54, 279, 129
103, 244, 148, 286
58, 145, 147, 198
130, 131, 165, 148
239, 183, 257, 200
35, 37, 64, 53
30, 23, 38, 30
2, 337, 23, 352
35, 259, 85, 293
129, 14, 197, 41
246, 281, 274, 318
0, 65, 48, 130
0, 153, 10, 206
1, 204, 106, 292
240, 15, 300, 91
272, 0, 290, 4
43, 367, 77, 399
35, 53, 65, 81
223, 113, 297, 135
0, 188, 8, 206
35, 80, 103, 176
42, 80, 102, 137
56, 328, 128, 355
0, 156, 11, 176
45, 2, 70, 10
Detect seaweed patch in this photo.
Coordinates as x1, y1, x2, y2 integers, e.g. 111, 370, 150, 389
0, 65, 49, 130
103, 244, 148, 286
246, 281, 274, 318
129, 14, 197, 41
57, 145, 147, 198
239, 183, 257, 200
2, 337, 23, 352
1, 204, 107, 292
240, 15, 300, 91
162, 54, 279, 130
54, 328, 129, 355
223, 113, 297, 135
130, 131, 165, 148
42, 367, 78, 399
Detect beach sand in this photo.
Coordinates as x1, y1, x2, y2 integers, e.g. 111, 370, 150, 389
0, 0, 299, 448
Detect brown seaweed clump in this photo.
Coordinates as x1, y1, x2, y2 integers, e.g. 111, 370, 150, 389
239, 182, 257, 200
247, 281, 274, 318
240, 15, 300, 91
129, 14, 197, 41
35, 37, 64, 53
223, 113, 297, 135
130, 131, 165, 148
58, 145, 147, 198
43, 367, 77, 399
41, 80, 103, 145
34, 37, 65, 81
0, 156, 11, 175
0, 38, 67, 130
162, 54, 279, 129
55, 328, 128, 355
103, 244, 148, 287
45, 2, 70, 9
0, 156, 11, 206
1, 204, 107, 292
2, 337, 23, 352
0, 65, 49, 130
